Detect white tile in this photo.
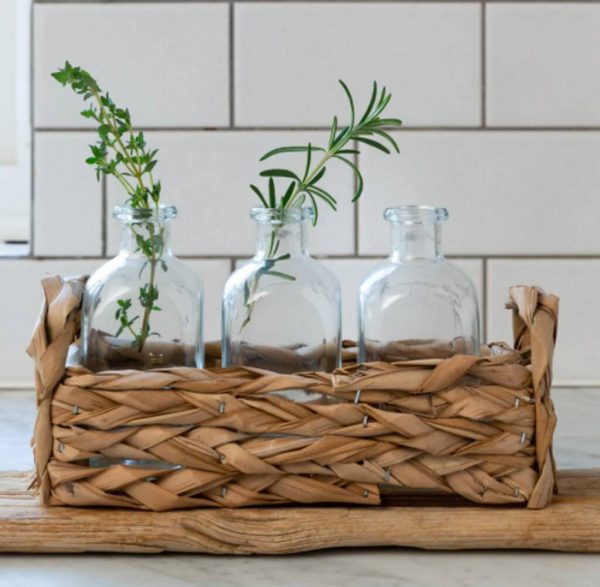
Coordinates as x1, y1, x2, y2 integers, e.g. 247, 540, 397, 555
487, 4, 600, 126
0, 259, 230, 385
185, 260, 231, 343
359, 131, 600, 256
0, 260, 101, 386
487, 260, 600, 384
106, 131, 355, 257
235, 3, 481, 127
34, 132, 102, 256
34, 4, 229, 128
321, 257, 483, 342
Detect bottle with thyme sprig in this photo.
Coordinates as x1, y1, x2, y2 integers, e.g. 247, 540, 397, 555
53, 62, 204, 371
222, 80, 402, 375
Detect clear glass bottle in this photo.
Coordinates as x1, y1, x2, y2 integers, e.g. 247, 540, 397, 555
222, 207, 341, 375
82, 205, 204, 372
359, 205, 480, 362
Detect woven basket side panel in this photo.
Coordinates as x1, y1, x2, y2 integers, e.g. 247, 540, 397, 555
508, 286, 559, 508
26, 276, 85, 502
49, 356, 540, 510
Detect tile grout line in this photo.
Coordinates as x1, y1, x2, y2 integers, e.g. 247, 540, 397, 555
229, 1, 235, 128
28, 0, 35, 259
101, 176, 107, 257
13, 254, 600, 262
353, 140, 359, 256
33, 126, 600, 133
481, 0, 486, 129
482, 257, 488, 342
32, 0, 600, 4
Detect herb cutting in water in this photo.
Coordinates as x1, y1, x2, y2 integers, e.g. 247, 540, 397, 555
52, 62, 164, 352
243, 80, 403, 324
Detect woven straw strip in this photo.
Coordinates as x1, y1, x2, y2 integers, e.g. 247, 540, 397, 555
28, 276, 558, 510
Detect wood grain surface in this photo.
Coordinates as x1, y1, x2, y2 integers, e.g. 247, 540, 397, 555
1, 469, 599, 554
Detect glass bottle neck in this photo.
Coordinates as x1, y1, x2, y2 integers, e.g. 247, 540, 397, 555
119, 221, 173, 257
390, 222, 443, 261
255, 220, 309, 260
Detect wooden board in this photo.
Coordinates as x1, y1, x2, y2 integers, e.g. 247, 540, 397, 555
1, 470, 600, 554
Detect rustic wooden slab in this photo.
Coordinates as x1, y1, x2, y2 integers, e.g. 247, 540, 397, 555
1, 469, 600, 554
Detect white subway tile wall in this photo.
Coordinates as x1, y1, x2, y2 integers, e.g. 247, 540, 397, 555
487, 4, 600, 127
235, 3, 482, 127
359, 132, 600, 256
3, 1, 598, 386
487, 260, 600, 385
105, 132, 354, 257
34, 132, 102, 256
34, 4, 230, 128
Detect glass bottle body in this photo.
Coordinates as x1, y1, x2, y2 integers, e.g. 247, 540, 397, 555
222, 208, 341, 378
82, 205, 204, 372
359, 206, 480, 362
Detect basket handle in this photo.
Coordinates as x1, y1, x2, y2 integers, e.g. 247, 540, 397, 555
27, 275, 86, 499
507, 285, 559, 508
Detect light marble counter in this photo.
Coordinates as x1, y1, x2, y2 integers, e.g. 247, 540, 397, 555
1, 389, 599, 587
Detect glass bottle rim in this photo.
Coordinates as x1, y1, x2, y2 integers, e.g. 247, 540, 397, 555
384, 205, 448, 225
112, 204, 177, 224
250, 207, 315, 224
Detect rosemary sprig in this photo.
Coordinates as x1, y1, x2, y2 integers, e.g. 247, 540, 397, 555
251, 80, 402, 227
52, 61, 164, 352
242, 80, 402, 324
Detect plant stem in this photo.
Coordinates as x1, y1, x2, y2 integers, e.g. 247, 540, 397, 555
138, 224, 158, 351
286, 152, 333, 209
91, 89, 141, 184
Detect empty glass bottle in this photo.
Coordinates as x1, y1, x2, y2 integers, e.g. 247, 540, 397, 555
358, 205, 480, 362
222, 207, 341, 374
82, 205, 204, 371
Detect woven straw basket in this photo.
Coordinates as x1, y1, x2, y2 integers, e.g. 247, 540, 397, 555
28, 276, 558, 511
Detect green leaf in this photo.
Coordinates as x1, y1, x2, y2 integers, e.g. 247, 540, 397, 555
98, 124, 111, 139
307, 185, 337, 210
372, 88, 392, 118
369, 129, 400, 153
308, 166, 326, 186
250, 184, 268, 207
359, 81, 378, 125
328, 115, 338, 149
259, 169, 300, 180
334, 155, 363, 201
306, 192, 319, 226
355, 136, 390, 154
268, 177, 276, 208
338, 80, 355, 128
51, 70, 69, 85
377, 118, 403, 127
264, 270, 296, 281
302, 143, 312, 183
259, 145, 323, 161
333, 125, 352, 149
281, 181, 296, 208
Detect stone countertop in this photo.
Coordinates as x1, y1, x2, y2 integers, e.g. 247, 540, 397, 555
1, 389, 599, 587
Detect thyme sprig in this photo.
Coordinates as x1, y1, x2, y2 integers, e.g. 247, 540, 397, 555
52, 61, 164, 352
242, 81, 402, 326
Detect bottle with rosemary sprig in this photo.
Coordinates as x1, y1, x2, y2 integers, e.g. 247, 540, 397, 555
222, 81, 402, 376
53, 62, 204, 372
